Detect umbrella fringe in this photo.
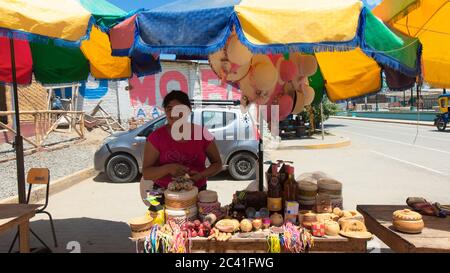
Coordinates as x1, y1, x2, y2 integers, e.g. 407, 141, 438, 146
0, 17, 96, 48
231, 12, 362, 55
387, 0, 422, 24
362, 41, 422, 78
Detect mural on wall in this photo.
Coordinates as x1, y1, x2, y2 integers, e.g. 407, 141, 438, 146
201, 69, 240, 100
128, 63, 241, 120
49, 62, 243, 122
79, 78, 109, 99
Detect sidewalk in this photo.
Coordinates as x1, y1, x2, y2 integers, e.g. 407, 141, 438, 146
0, 172, 252, 253
331, 115, 435, 126
276, 134, 351, 150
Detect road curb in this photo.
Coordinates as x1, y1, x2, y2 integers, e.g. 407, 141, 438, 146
331, 116, 435, 127
277, 138, 351, 150
0, 167, 97, 204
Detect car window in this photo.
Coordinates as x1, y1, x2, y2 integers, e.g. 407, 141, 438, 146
202, 111, 235, 129
139, 117, 167, 137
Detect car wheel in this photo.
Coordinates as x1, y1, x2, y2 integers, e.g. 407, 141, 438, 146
228, 152, 257, 180
436, 117, 447, 131
106, 154, 138, 183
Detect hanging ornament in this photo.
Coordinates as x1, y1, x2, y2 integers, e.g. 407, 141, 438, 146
279, 60, 298, 82
300, 83, 315, 106
292, 90, 306, 114
250, 55, 278, 92
208, 46, 250, 84
296, 54, 318, 77
226, 34, 253, 66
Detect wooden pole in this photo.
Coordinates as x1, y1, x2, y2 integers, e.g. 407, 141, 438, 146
9, 38, 26, 204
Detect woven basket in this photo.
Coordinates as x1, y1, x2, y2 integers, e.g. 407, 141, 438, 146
165, 197, 197, 209
128, 216, 153, 239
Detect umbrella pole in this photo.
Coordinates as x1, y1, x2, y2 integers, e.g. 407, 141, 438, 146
9, 38, 26, 204
258, 106, 264, 191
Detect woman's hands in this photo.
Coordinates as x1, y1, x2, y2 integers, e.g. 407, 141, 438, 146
166, 163, 189, 177
189, 170, 205, 182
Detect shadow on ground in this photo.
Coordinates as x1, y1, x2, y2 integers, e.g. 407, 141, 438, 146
208, 171, 235, 181
0, 217, 134, 253
93, 173, 141, 183
324, 123, 348, 129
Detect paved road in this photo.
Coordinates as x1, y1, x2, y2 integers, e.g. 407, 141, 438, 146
268, 118, 450, 209
2, 118, 448, 253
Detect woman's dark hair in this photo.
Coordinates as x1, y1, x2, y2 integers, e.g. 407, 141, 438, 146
162, 90, 191, 109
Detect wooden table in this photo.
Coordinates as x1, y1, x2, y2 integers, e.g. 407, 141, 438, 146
357, 205, 450, 253
0, 204, 41, 253
136, 234, 369, 253
189, 235, 369, 253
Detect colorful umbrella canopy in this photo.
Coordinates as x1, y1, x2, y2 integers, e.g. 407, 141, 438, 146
110, 0, 422, 105
373, 0, 450, 88
0, 0, 160, 85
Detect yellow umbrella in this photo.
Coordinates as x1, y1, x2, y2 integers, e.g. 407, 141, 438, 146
374, 0, 450, 88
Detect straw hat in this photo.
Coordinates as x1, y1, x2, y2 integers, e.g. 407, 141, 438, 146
128, 216, 153, 240
339, 220, 373, 239
295, 54, 318, 77
300, 83, 315, 106
238, 74, 257, 103
226, 34, 253, 66
209, 49, 251, 83
284, 82, 305, 114
250, 54, 278, 92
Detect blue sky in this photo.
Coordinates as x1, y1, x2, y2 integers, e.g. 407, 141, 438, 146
109, 0, 380, 12
108, 0, 177, 11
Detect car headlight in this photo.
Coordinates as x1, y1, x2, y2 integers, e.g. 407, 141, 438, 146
102, 136, 117, 145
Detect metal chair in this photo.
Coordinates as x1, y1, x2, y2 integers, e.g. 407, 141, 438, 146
8, 168, 58, 253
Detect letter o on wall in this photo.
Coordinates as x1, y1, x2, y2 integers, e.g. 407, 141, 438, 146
160, 71, 189, 98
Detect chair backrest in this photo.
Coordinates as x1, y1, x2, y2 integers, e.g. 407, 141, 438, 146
27, 168, 50, 185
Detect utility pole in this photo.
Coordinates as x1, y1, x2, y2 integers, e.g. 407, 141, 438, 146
375, 94, 379, 111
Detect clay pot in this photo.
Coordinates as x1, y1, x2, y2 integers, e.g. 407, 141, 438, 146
302, 211, 317, 229
324, 220, 340, 236
392, 209, 424, 234
270, 213, 284, 227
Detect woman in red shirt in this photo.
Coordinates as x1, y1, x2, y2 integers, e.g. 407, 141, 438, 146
142, 91, 222, 191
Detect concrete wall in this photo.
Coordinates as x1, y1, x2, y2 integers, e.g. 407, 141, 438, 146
75, 61, 240, 124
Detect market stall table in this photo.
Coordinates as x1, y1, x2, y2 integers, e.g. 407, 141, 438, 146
189, 235, 369, 253
357, 205, 450, 253
0, 204, 41, 253
136, 234, 370, 253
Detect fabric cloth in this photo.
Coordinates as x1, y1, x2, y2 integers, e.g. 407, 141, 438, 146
235, 0, 362, 44
128, 0, 368, 55
0, 0, 91, 42
387, 0, 450, 87
316, 48, 382, 102
30, 40, 89, 84
0, 37, 32, 84
81, 26, 131, 79
363, 10, 421, 77
147, 124, 214, 188
373, 0, 419, 22
109, 14, 138, 56
79, 0, 127, 30
383, 66, 416, 91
